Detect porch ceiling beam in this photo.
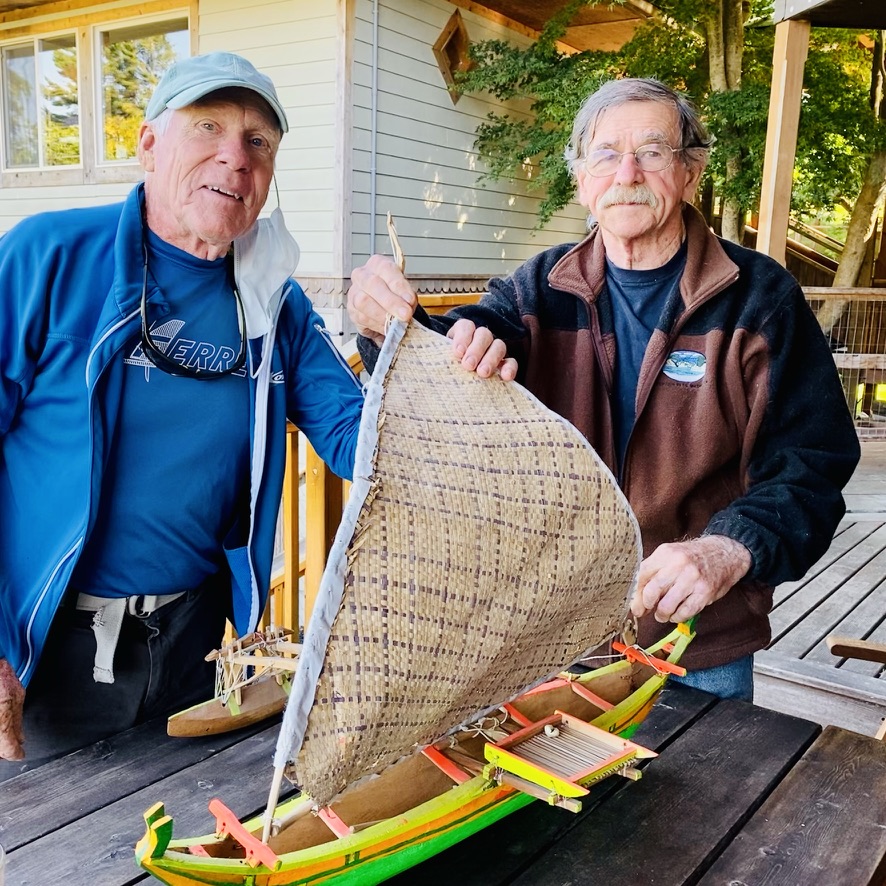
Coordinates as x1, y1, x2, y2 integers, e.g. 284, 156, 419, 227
772, 0, 886, 30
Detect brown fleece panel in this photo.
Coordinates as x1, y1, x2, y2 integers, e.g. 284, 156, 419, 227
679, 208, 740, 308
523, 207, 776, 669
626, 330, 770, 549
547, 230, 606, 305
627, 328, 774, 669
521, 324, 617, 471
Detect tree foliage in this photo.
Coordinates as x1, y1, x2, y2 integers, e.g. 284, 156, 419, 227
101, 36, 177, 160
42, 45, 80, 166
795, 30, 886, 213
455, 0, 884, 231
37, 36, 177, 164
459, 0, 620, 224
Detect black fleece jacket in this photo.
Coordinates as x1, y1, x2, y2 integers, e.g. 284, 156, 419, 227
359, 207, 860, 669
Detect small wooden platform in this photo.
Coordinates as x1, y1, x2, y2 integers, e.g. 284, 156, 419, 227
754, 442, 886, 735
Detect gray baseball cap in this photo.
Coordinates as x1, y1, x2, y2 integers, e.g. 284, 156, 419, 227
145, 51, 289, 133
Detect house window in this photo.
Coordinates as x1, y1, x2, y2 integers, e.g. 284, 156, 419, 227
0, 13, 188, 182
98, 18, 189, 163
2, 34, 79, 168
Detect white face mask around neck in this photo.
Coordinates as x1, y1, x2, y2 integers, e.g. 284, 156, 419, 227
234, 207, 301, 338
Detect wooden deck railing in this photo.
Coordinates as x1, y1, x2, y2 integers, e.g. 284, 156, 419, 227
804, 287, 886, 439
263, 282, 886, 639
257, 285, 885, 639
261, 349, 360, 637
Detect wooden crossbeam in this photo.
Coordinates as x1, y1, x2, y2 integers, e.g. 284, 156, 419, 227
208, 798, 280, 870
827, 636, 886, 665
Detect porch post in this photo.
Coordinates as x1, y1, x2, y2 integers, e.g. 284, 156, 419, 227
756, 19, 811, 265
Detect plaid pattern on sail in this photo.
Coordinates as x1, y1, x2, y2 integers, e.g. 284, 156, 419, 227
293, 320, 640, 806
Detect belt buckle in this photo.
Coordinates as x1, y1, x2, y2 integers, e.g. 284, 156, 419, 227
128, 595, 156, 617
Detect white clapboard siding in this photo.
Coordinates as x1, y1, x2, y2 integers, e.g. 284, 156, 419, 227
0, 185, 133, 234
349, 192, 569, 232
351, 0, 587, 276
0, 0, 342, 265
199, 0, 343, 275
2, 0, 587, 279
350, 174, 572, 228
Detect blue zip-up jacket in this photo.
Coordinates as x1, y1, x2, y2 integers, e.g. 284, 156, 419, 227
0, 185, 363, 686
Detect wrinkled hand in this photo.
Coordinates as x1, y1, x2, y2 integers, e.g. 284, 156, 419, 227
0, 658, 25, 760
347, 255, 418, 345
447, 318, 517, 380
631, 535, 752, 624
347, 255, 518, 380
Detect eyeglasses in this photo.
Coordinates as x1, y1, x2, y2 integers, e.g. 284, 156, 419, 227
140, 263, 247, 380
139, 253, 248, 380
584, 143, 684, 178
138, 196, 248, 380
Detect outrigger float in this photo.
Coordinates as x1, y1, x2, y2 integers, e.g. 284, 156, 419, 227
138, 623, 693, 886
167, 629, 298, 738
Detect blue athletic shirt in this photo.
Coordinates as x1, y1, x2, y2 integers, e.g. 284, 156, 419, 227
606, 240, 687, 473
71, 229, 250, 597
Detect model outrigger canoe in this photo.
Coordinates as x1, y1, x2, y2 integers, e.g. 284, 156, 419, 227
138, 270, 679, 886
137, 622, 693, 886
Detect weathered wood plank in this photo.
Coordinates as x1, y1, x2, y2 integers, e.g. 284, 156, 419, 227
805, 287, 886, 300
0, 716, 274, 851
772, 521, 883, 606
508, 699, 819, 886
828, 636, 886, 663
385, 683, 717, 886
755, 651, 886, 735
697, 727, 886, 886
769, 523, 886, 645
771, 545, 886, 660
5, 725, 283, 886
833, 353, 886, 371
842, 620, 886, 678
843, 442, 886, 513
806, 581, 886, 675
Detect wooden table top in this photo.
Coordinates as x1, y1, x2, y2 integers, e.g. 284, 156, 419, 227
2, 683, 885, 886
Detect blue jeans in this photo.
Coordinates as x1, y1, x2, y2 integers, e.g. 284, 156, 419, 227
670, 654, 755, 701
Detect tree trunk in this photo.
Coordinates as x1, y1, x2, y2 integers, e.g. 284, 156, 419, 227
870, 30, 884, 113
721, 154, 745, 243
817, 32, 886, 333
699, 179, 715, 225
706, 0, 746, 243
816, 149, 886, 333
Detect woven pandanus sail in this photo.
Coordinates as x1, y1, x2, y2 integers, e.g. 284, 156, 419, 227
275, 319, 641, 807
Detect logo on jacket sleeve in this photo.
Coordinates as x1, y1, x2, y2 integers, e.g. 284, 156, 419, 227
663, 350, 706, 382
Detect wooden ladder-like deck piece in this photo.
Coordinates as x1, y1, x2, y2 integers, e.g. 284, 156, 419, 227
483, 711, 656, 812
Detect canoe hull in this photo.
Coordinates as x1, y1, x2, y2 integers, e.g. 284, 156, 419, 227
141, 784, 534, 886
137, 625, 693, 886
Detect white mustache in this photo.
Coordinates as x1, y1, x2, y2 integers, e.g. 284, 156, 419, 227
598, 186, 658, 210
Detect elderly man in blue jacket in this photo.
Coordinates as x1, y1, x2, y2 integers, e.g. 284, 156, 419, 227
0, 53, 365, 776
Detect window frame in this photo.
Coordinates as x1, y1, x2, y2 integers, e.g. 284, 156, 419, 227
1, 34, 82, 173
0, 3, 194, 189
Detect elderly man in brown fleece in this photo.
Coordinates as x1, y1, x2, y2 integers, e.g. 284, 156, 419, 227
346, 78, 859, 701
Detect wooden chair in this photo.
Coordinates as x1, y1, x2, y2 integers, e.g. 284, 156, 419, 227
827, 636, 886, 740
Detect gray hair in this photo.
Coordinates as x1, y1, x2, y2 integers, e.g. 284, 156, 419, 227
564, 78, 712, 179
148, 107, 174, 135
